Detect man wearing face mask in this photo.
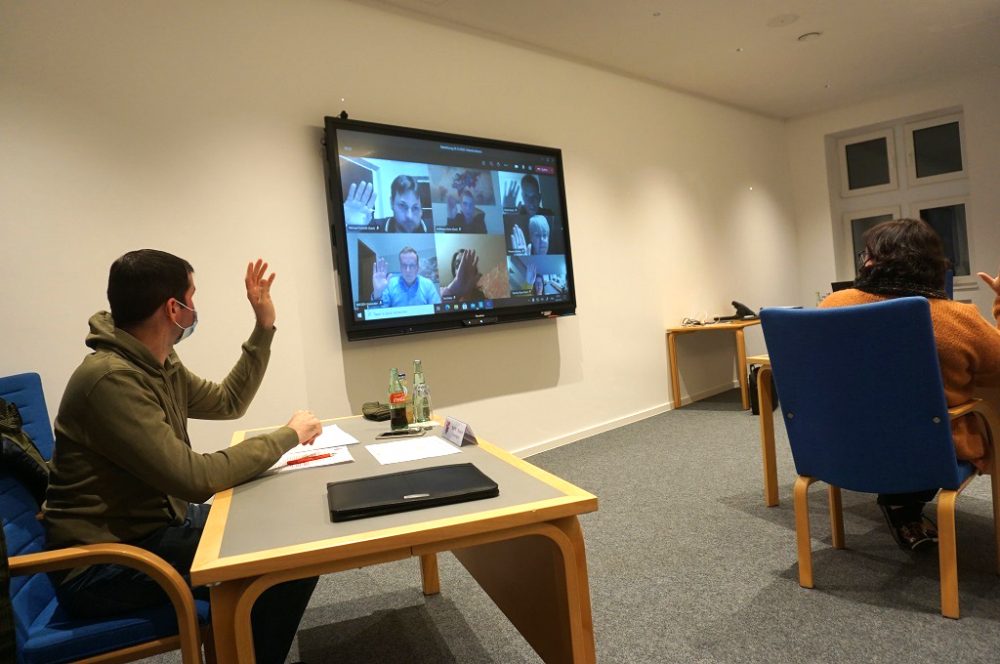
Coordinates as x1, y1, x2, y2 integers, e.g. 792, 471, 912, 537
43, 249, 322, 664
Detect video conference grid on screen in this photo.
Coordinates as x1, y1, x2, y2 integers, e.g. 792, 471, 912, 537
335, 128, 570, 323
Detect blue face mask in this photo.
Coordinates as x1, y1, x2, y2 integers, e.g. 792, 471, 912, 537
173, 299, 198, 342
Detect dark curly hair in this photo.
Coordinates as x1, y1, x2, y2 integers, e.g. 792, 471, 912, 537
854, 218, 948, 298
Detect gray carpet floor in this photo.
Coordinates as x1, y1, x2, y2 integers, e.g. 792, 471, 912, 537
144, 390, 1000, 663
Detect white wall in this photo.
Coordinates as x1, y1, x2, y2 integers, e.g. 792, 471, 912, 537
787, 68, 1000, 316
1, 0, 799, 455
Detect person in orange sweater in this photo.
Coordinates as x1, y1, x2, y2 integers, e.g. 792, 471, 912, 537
821, 218, 1000, 550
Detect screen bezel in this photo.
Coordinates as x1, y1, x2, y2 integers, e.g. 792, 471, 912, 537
323, 116, 577, 341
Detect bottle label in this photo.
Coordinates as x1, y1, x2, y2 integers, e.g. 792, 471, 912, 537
389, 391, 406, 405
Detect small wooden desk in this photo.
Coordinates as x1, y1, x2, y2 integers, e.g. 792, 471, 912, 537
191, 417, 598, 663
666, 319, 761, 410
746, 354, 778, 507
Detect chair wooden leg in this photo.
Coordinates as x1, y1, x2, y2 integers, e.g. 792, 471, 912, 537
794, 476, 817, 588
828, 485, 845, 549
202, 626, 217, 664
937, 489, 960, 619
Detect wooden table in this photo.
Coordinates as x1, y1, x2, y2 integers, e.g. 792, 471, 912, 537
191, 417, 598, 663
746, 354, 779, 507
666, 319, 761, 409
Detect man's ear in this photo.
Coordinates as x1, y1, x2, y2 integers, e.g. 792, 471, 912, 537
163, 297, 180, 320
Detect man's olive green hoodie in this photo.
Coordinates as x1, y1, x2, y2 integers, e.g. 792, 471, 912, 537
43, 311, 299, 548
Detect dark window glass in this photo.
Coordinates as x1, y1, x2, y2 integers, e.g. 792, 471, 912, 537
850, 213, 895, 276
845, 138, 891, 190
919, 203, 969, 276
913, 121, 962, 178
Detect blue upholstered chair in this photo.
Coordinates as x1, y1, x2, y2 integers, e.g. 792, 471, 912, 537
760, 298, 1000, 619
0, 372, 213, 663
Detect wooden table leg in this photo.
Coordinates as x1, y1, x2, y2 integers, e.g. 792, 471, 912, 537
452, 518, 595, 664
735, 329, 750, 410
667, 332, 682, 409
758, 367, 779, 507
209, 579, 254, 664
420, 553, 440, 595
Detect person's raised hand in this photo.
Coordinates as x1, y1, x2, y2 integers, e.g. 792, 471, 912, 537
343, 181, 376, 226
286, 410, 322, 445
525, 261, 537, 289
510, 224, 528, 256
978, 267, 1000, 296
245, 259, 276, 329
503, 181, 519, 208
455, 249, 479, 288
372, 256, 389, 298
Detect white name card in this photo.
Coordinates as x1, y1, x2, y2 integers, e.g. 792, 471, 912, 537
442, 416, 478, 447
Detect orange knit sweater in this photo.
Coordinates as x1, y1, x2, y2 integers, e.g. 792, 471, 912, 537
820, 289, 1000, 471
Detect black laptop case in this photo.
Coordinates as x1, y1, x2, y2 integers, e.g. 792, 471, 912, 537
326, 463, 499, 522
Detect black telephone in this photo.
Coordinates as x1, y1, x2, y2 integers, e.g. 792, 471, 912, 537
732, 301, 757, 319
717, 301, 757, 321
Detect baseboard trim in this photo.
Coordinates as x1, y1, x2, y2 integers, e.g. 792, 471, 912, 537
671, 379, 740, 409
515, 379, 739, 459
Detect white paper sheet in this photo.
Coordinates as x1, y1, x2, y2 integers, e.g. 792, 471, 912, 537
311, 424, 360, 449
266, 445, 354, 474
365, 435, 462, 465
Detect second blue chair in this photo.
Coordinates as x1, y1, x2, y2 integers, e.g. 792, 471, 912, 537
760, 298, 1000, 619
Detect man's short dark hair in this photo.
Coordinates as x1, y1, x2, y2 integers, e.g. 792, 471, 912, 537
398, 246, 419, 264
108, 250, 193, 328
520, 174, 539, 191
389, 175, 419, 204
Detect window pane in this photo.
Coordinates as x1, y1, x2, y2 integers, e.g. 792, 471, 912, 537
918, 204, 969, 276
913, 122, 962, 179
844, 137, 891, 190
851, 213, 895, 275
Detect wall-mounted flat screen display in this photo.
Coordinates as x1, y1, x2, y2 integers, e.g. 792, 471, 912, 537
323, 116, 576, 340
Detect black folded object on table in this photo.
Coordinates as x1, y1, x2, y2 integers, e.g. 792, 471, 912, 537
362, 401, 391, 421
326, 463, 499, 522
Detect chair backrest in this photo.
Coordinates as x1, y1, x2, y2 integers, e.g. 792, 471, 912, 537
0, 374, 57, 657
0, 374, 54, 461
1, 469, 55, 657
760, 297, 964, 493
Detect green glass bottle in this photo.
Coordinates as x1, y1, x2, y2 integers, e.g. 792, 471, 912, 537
388, 368, 408, 430
411, 359, 432, 424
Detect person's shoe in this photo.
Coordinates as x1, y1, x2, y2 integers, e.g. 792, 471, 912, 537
898, 521, 934, 551
880, 504, 933, 551
920, 515, 939, 542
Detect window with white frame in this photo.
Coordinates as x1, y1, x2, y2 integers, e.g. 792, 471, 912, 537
828, 109, 972, 287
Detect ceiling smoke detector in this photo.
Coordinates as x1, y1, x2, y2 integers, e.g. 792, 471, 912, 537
766, 14, 800, 28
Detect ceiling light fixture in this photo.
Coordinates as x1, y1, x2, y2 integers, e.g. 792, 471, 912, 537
797, 31, 823, 42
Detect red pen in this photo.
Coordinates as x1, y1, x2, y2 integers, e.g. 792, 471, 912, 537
286, 452, 333, 466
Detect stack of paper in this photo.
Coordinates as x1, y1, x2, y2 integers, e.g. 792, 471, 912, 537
265, 424, 359, 474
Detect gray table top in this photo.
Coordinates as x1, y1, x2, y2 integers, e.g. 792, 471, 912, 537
218, 418, 570, 559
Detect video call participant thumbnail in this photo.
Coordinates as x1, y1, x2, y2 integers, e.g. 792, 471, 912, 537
440, 249, 486, 302
507, 214, 552, 255
507, 255, 567, 297
372, 246, 441, 307
502, 174, 553, 217
344, 174, 429, 233
442, 188, 487, 233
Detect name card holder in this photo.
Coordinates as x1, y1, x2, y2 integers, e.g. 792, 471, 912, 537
442, 417, 478, 447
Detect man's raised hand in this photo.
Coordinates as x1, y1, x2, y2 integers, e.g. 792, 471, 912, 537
245, 259, 276, 329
